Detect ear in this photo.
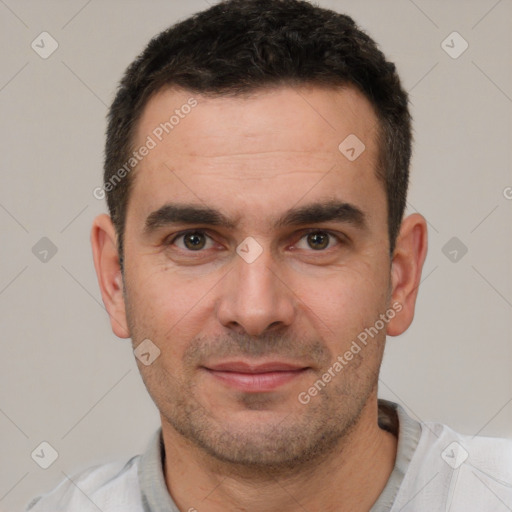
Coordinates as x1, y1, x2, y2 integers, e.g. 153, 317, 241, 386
90, 214, 130, 338
386, 213, 428, 336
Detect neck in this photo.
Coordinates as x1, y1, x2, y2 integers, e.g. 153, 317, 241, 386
161, 396, 398, 512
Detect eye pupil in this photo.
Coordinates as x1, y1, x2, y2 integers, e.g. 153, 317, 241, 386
184, 232, 206, 250
308, 232, 329, 250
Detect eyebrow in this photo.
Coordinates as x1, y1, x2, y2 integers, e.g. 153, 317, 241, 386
143, 199, 367, 235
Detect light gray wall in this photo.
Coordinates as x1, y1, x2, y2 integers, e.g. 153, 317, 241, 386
1, 1, 510, 510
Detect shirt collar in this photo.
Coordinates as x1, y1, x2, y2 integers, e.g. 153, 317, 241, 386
138, 398, 422, 512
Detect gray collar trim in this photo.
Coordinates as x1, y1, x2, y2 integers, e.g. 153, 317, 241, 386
370, 399, 423, 511
138, 398, 422, 512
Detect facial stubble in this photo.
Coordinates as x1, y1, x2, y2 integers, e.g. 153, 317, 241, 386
123, 280, 382, 476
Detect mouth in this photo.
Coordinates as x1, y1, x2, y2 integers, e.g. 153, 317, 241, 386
202, 360, 311, 392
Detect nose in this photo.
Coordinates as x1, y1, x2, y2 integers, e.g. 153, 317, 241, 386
216, 242, 296, 336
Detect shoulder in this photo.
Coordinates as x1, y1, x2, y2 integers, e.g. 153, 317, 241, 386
421, 421, 512, 479
25, 455, 143, 512
432, 422, 512, 508
396, 420, 512, 511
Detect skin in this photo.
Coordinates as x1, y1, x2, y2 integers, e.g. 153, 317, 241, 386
91, 84, 427, 511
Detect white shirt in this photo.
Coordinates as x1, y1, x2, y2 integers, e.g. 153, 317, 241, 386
25, 399, 512, 511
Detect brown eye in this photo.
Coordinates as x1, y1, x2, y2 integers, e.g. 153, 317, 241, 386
295, 230, 341, 251
183, 232, 206, 250
306, 232, 330, 250
169, 230, 214, 251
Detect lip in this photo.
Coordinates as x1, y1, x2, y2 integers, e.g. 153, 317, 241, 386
202, 360, 310, 392
206, 361, 308, 373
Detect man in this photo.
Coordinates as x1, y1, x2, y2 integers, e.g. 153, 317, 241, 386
26, 0, 512, 510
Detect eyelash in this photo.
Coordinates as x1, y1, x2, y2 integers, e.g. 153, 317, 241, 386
165, 229, 345, 253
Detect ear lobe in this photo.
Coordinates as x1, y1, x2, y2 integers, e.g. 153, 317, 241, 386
90, 214, 130, 339
386, 213, 428, 337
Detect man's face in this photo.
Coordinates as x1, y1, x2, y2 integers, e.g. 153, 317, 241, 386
121, 85, 393, 468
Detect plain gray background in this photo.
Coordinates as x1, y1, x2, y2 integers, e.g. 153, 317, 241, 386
1, 0, 511, 510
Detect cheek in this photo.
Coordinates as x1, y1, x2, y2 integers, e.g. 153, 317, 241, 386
131, 260, 198, 313
296, 264, 389, 339
126, 264, 217, 348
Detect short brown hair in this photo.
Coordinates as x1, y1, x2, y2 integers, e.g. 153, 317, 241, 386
104, 0, 412, 270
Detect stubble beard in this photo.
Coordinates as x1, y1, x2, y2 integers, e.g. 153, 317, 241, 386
162, 371, 378, 477
123, 281, 381, 477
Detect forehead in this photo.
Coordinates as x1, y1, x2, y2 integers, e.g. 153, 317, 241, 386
127, 84, 384, 232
